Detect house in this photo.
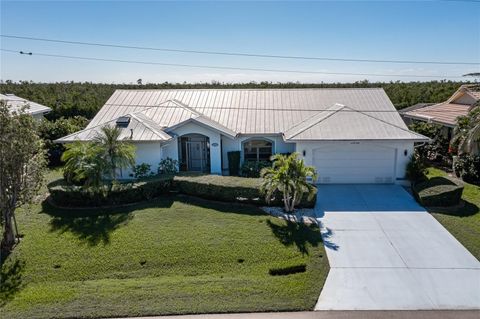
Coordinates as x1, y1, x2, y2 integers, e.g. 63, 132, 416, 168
0, 93, 52, 120
401, 84, 480, 138
57, 88, 428, 184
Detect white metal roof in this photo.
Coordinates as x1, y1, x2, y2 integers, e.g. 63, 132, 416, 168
57, 112, 172, 143
285, 104, 428, 141
61, 88, 427, 142
0, 93, 51, 115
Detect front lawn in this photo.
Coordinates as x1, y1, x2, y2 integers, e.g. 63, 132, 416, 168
0, 170, 329, 319
427, 167, 480, 260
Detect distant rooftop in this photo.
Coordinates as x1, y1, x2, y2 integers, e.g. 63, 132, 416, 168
0, 93, 51, 115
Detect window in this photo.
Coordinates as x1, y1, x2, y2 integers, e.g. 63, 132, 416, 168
243, 139, 273, 162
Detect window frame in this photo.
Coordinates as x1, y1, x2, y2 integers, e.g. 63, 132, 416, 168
242, 138, 274, 162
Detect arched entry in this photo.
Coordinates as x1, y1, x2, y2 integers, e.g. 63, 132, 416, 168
178, 134, 211, 172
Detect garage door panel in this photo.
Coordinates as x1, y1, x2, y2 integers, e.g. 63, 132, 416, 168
317, 159, 393, 168
313, 144, 396, 184
315, 151, 393, 161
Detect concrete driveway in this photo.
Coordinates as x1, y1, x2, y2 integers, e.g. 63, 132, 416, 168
315, 184, 480, 310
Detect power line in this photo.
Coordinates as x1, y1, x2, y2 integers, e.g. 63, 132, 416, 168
1, 34, 478, 66
93, 103, 473, 113
0, 48, 466, 79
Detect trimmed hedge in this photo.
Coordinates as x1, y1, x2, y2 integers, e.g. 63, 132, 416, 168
48, 176, 173, 207
48, 173, 316, 208
413, 176, 464, 207
173, 173, 316, 208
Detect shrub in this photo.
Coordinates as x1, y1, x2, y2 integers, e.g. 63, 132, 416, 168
158, 157, 179, 174
405, 152, 427, 185
409, 122, 450, 163
132, 163, 154, 179
173, 174, 316, 208
241, 160, 271, 178
227, 151, 241, 176
48, 176, 173, 207
413, 176, 464, 207
453, 154, 480, 185
37, 116, 88, 166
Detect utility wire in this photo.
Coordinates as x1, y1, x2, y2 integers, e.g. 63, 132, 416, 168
0, 49, 466, 79
1, 34, 478, 66
93, 103, 472, 113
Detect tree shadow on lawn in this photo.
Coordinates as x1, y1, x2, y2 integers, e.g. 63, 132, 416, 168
267, 219, 327, 256
427, 199, 479, 218
0, 256, 25, 306
41, 196, 175, 246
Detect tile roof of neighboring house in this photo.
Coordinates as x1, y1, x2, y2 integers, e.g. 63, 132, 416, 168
0, 93, 51, 115
58, 88, 427, 142
403, 103, 472, 127
455, 84, 480, 101
403, 84, 479, 127
399, 103, 435, 114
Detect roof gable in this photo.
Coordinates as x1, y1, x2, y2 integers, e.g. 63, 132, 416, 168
286, 104, 428, 141
57, 113, 172, 143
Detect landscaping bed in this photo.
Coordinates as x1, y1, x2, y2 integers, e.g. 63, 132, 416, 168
48, 176, 173, 207
48, 173, 316, 209
173, 173, 316, 208
413, 175, 464, 207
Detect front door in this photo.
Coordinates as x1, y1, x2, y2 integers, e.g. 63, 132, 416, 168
186, 141, 204, 171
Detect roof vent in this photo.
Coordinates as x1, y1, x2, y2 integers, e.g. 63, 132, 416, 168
116, 116, 131, 127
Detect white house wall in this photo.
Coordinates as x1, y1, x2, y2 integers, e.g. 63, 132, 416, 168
221, 135, 295, 174
295, 140, 414, 185
122, 141, 162, 178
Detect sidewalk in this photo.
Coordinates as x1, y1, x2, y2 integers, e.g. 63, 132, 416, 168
114, 310, 479, 319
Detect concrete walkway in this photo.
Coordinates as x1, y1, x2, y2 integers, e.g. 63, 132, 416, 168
315, 185, 480, 310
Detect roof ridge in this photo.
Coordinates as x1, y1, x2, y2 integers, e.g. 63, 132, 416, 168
346, 106, 429, 139
128, 112, 171, 140
285, 103, 345, 139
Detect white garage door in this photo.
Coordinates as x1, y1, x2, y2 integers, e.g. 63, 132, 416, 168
313, 143, 396, 184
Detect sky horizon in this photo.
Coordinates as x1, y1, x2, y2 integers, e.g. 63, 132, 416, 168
1, 1, 479, 84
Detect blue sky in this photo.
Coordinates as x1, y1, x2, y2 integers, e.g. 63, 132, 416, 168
1, 1, 479, 83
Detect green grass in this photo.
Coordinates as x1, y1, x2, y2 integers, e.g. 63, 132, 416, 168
0, 169, 329, 319
426, 167, 480, 260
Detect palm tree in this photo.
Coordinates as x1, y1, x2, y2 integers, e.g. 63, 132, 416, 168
451, 105, 480, 155
61, 141, 106, 189
93, 125, 136, 182
260, 153, 317, 213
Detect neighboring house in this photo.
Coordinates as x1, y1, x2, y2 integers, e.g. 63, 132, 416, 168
0, 93, 52, 120
57, 88, 428, 184
401, 85, 480, 138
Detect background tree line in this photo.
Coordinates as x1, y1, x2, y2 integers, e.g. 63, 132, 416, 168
0, 80, 471, 120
